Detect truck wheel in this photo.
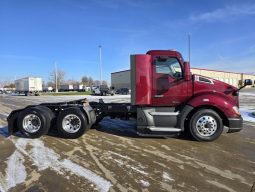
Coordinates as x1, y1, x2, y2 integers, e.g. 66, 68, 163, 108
189, 109, 223, 141
35, 106, 55, 126
57, 107, 88, 138
17, 107, 51, 138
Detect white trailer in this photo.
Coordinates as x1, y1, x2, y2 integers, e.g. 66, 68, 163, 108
60, 84, 74, 91
15, 77, 42, 96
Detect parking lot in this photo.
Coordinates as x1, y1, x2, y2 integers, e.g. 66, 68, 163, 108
0, 91, 254, 192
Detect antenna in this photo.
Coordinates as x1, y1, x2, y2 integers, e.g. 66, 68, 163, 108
188, 33, 191, 64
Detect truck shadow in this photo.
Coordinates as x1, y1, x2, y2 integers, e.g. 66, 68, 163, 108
1, 120, 193, 141
95, 118, 139, 138
0, 126, 32, 139
95, 117, 194, 141
0, 126, 10, 137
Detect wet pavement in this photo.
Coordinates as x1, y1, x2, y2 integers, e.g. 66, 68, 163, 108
0, 92, 254, 192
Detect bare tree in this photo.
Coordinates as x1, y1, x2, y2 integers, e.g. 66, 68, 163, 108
4, 83, 15, 88
49, 69, 65, 90
47, 81, 54, 87
66, 79, 79, 86
81, 76, 89, 85
93, 80, 100, 86
102, 80, 108, 85
81, 76, 94, 86
88, 77, 93, 86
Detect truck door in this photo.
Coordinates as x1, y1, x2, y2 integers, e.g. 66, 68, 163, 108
151, 56, 191, 106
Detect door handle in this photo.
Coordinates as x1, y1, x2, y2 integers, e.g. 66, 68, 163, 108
154, 95, 164, 98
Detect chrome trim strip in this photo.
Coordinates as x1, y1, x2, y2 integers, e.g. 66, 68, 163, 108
148, 127, 181, 132
149, 112, 179, 116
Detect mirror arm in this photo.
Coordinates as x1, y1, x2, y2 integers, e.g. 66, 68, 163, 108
238, 85, 246, 91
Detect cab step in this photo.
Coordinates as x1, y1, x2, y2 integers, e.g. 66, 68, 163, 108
137, 127, 181, 137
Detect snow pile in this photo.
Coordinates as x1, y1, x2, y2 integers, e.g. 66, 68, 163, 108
240, 108, 255, 123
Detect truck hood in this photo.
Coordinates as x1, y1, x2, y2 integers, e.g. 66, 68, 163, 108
193, 75, 239, 106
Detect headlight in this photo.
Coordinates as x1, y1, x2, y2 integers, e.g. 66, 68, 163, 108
233, 106, 240, 115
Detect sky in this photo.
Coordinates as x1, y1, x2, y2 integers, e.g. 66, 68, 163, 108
0, 0, 255, 84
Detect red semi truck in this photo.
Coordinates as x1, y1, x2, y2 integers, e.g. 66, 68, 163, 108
7, 50, 252, 141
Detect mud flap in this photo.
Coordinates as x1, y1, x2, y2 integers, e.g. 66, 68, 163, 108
7, 110, 21, 135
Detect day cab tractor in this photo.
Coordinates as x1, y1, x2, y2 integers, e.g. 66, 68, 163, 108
7, 50, 253, 141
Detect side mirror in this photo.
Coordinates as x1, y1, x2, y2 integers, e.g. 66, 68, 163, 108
184, 62, 191, 81
244, 79, 252, 86
238, 79, 253, 91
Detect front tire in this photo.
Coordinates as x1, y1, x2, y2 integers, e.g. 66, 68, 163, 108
189, 109, 223, 141
57, 107, 88, 138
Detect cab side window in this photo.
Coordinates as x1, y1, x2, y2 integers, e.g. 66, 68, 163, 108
155, 57, 183, 78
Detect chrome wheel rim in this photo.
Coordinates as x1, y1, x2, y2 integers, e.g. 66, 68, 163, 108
62, 114, 81, 133
23, 114, 41, 133
195, 116, 217, 137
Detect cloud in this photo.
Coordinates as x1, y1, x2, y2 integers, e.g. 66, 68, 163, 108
190, 4, 255, 22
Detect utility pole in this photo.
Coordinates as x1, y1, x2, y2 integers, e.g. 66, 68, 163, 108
98, 45, 102, 88
55, 62, 58, 93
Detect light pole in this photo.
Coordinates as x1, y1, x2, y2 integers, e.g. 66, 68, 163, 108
98, 45, 102, 88
55, 62, 58, 93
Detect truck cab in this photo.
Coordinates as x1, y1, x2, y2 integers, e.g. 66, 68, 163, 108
131, 50, 244, 141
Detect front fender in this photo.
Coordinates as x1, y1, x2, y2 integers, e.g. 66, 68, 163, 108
187, 93, 239, 118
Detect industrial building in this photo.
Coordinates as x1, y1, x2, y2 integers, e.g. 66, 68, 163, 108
111, 68, 255, 89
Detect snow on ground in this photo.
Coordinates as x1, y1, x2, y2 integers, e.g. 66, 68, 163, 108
163, 172, 174, 182
0, 138, 27, 192
0, 133, 112, 192
140, 179, 150, 187
12, 138, 112, 192
4, 151, 27, 191
239, 92, 255, 96
240, 108, 255, 123
106, 150, 148, 176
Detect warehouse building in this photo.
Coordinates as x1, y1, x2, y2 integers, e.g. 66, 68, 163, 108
111, 68, 255, 89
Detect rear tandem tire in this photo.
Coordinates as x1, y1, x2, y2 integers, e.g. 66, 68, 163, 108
57, 107, 88, 139
189, 109, 223, 141
17, 106, 52, 138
